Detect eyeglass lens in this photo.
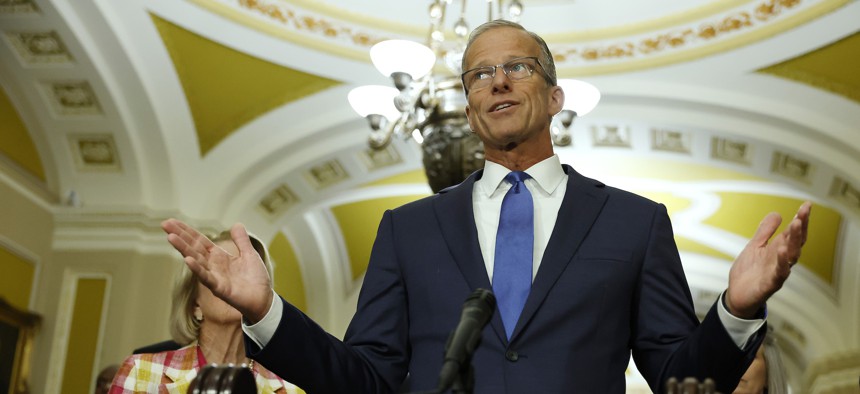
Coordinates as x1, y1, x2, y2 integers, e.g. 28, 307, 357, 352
463, 57, 537, 92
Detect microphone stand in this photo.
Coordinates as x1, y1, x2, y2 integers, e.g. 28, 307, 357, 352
449, 353, 475, 394
409, 288, 494, 394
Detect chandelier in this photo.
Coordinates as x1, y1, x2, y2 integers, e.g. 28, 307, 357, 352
348, 1, 600, 192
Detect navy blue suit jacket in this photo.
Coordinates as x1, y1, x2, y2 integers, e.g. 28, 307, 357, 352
248, 165, 763, 393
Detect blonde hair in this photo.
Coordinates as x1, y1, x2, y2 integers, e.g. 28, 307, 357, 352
763, 326, 788, 394
168, 230, 273, 345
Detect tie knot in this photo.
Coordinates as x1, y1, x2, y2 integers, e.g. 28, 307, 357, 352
505, 171, 531, 193
506, 171, 530, 184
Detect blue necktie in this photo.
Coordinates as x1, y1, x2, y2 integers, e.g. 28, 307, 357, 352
493, 171, 533, 339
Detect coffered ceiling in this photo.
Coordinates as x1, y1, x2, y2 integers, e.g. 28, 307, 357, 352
1, 0, 859, 389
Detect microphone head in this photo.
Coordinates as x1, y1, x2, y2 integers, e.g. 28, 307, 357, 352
462, 288, 495, 328
466, 288, 496, 310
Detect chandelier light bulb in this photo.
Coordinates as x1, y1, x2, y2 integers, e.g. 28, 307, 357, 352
429, 1, 443, 20
557, 79, 601, 117
431, 30, 445, 45
508, 0, 523, 19
348, 85, 401, 122
370, 40, 437, 80
453, 17, 469, 39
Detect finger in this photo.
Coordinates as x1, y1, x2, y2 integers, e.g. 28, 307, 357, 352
167, 233, 206, 263
781, 202, 811, 260
185, 256, 216, 289
229, 223, 256, 259
163, 219, 216, 257
174, 220, 216, 250
750, 212, 783, 247
797, 201, 812, 245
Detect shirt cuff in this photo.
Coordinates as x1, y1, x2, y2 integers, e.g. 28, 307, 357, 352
716, 291, 765, 349
242, 289, 283, 348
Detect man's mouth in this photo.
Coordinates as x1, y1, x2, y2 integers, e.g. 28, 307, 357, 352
491, 103, 515, 112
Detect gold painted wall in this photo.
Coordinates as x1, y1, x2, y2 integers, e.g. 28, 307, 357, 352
332, 195, 429, 281
0, 247, 35, 310
0, 87, 45, 181
270, 232, 307, 313
60, 278, 107, 394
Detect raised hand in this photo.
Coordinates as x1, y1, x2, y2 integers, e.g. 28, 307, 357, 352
726, 202, 812, 318
162, 219, 274, 323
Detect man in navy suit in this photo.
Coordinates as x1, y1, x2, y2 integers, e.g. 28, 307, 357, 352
162, 20, 811, 393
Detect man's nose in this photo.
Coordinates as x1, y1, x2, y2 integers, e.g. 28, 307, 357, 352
491, 65, 512, 92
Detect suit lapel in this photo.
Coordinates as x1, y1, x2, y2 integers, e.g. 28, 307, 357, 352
433, 170, 507, 343
511, 165, 608, 340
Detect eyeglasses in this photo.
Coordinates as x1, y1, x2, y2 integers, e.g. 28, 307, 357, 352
461, 56, 544, 94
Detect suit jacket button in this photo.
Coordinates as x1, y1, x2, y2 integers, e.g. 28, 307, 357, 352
505, 350, 518, 362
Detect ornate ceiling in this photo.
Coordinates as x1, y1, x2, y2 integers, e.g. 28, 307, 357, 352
1, 0, 859, 391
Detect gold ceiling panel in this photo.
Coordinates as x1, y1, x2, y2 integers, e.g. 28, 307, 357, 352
0, 86, 45, 181
270, 232, 307, 313
590, 157, 768, 182
362, 169, 428, 188
703, 193, 841, 284
676, 236, 736, 261
151, 14, 342, 156
758, 31, 860, 104
331, 195, 430, 281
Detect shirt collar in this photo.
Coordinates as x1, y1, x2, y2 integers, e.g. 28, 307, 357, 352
477, 154, 566, 197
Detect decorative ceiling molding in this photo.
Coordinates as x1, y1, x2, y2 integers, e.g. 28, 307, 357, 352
711, 137, 753, 165
4, 31, 74, 65
187, 0, 851, 75
40, 81, 102, 116
0, 0, 39, 14
258, 183, 300, 219
68, 134, 120, 172
358, 145, 402, 172
591, 124, 633, 148
651, 128, 692, 154
304, 159, 349, 190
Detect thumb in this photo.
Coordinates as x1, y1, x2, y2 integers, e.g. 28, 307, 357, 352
751, 212, 782, 247
230, 223, 255, 258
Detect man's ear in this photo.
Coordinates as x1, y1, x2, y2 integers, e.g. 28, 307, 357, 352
465, 105, 475, 131
549, 85, 564, 116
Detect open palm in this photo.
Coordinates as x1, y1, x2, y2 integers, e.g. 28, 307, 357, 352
162, 219, 274, 322
726, 202, 811, 318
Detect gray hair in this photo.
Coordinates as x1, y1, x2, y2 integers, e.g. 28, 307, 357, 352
461, 19, 557, 92
168, 230, 273, 345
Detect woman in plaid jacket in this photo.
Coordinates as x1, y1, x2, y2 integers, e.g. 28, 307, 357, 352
110, 230, 304, 394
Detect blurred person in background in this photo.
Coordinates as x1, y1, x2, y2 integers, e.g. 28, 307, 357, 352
110, 230, 302, 394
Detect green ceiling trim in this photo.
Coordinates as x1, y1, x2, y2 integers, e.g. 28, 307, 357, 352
151, 14, 342, 156
270, 232, 307, 313
332, 195, 429, 281
758, 31, 860, 104
0, 87, 45, 181
703, 193, 841, 284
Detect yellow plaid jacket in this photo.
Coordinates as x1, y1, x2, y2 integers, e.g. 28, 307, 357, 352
109, 343, 304, 393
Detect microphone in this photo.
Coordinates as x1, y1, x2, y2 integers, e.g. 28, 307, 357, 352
436, 288, 496, 393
